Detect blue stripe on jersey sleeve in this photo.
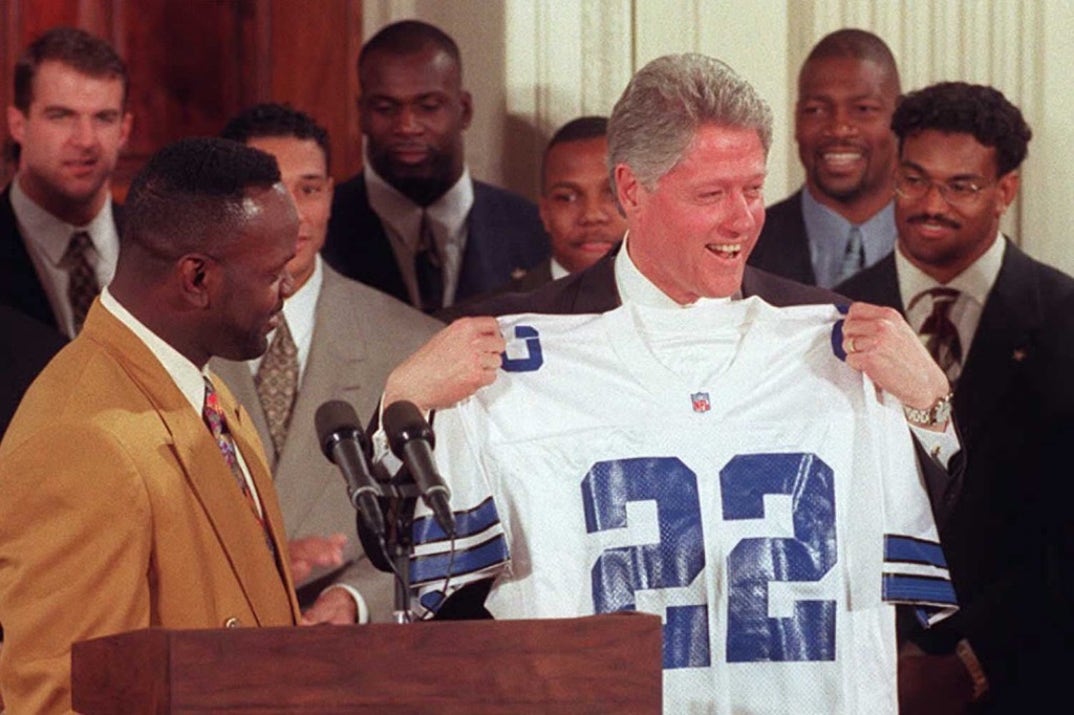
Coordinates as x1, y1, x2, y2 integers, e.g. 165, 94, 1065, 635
884, 534, 948, 568
413, 496, 500, 545
410, 533, 509, 584
831, 319, 848, 361
882, 573, 958, 606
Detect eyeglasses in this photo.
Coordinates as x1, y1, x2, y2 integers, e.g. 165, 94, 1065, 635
894, 173, 992, 206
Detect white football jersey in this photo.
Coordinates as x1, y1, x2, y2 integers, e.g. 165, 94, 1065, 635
412, 298, 956, 714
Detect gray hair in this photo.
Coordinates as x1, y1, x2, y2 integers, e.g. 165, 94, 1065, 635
608, 53, 773, 189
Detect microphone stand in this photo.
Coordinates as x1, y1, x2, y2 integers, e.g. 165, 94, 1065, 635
380, 477, 421, 624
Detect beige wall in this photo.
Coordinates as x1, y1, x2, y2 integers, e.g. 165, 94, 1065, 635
363, 0, 1074, 275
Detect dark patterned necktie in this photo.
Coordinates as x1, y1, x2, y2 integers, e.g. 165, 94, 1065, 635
60, 231, 99, 333
415, 211, 443, 313
916, 287, 963, 383
838, 225, 865, 282
255, 317, 299, 458
202, 376, 274, 552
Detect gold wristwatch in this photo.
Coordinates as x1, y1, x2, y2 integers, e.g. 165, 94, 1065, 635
903, 392, 954, 427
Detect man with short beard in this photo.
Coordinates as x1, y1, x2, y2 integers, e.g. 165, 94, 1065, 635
324, 20, 548, 313
750, 28, 899, 288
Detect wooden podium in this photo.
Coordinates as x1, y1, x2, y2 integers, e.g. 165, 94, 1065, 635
71, 613, 661, 714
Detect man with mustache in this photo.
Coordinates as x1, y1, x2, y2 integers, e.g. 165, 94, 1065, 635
749, 29, 899, 288
1, 27, 131, 338
323, 20, 548, 313
837, 82, 1074, 712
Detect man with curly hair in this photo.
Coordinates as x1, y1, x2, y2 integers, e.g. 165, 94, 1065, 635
838, 81, 1074, 712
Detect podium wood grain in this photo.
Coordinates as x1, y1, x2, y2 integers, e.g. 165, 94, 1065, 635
71, 613, 662, 714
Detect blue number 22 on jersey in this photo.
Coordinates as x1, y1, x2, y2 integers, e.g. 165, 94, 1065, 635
583, 453, 837, 669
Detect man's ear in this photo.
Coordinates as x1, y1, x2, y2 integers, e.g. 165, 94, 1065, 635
615, 163, 642, 216
459, 90, 474, 130
7, 105, 26, 144
994, 170, 1019, 218
178, 255, 212, 308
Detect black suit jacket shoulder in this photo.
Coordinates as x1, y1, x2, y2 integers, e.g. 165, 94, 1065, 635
749, 190, 818, 285
451, 248, 842, 319
0, 184, 123, 331
0, 305, 66, 439
0, 185, 56, 328
323, 174, 549, 304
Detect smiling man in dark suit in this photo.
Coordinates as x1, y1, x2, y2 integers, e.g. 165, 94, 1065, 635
323, 20, 548, 313
749, 29, 900, 288
837, 81, 1074, 713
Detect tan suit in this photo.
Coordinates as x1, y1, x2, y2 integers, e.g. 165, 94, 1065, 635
0, 301, 300, 715
212, 265, 440, 622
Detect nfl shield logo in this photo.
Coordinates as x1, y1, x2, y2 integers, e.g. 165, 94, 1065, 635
690, 392, 711, 413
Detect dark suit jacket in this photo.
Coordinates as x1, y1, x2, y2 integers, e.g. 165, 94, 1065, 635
749, 190, 818, 285
437, 257, 555, 322
456, 248, 841, 318
0, 184, 123, 332
0, 185, 57, 329
0, 306, 65, 440
836, 241, 1074, 710
323, 174, 549, 305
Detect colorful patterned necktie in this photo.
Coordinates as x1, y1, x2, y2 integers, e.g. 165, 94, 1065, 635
838, 225, 865, 282
255, 317, 299, 458
916, 287, 963, 383
415, 210, 444, 313
202, 377, 273, 552
60, 231, 99, 334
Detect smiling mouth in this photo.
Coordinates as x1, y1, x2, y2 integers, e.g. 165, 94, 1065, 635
706, 242, 743, 259
819, 150, 864, 169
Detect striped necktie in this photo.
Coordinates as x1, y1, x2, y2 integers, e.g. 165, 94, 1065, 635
913, 287, 963, 384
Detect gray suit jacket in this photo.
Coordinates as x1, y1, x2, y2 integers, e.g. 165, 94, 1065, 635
212, 265, 440, 623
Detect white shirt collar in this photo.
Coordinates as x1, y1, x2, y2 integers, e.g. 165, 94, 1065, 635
11, 177, 119, 272
614, 232, 732, 309
896, 231, 1005, 310
247, 255, 323, 380
99, 287, 207, 414
549, 257, 570, 281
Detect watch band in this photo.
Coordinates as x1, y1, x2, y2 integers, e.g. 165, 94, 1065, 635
903, 392, 953, 427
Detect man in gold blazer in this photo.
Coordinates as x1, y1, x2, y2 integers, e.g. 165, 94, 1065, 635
0, 137, 301, 714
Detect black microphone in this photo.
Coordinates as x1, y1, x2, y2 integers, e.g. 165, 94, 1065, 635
383, 400, 456, 538
315, 400, 386, 539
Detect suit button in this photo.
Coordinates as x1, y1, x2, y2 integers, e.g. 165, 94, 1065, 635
224, 617, 242, 628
